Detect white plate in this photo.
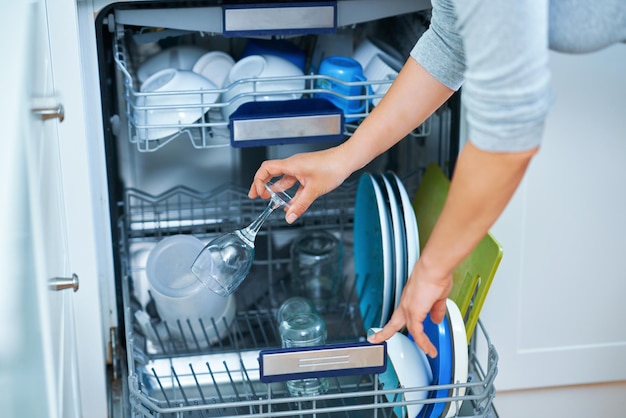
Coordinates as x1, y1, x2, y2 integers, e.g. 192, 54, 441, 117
364, 55, 398, 106
390, 173, 420, 290
370, 328, 432, 418
354, 173, 394, 329
445, 299, 469, 418
353, 37, 404, 72
381, 173, 407, 310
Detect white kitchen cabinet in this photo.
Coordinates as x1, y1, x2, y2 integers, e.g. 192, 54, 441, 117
1, 1, 111, 417
482, 43, 626, 411
1, 1, 80, 416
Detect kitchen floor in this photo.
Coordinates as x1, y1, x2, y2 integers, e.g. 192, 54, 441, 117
494, 381, 626, 417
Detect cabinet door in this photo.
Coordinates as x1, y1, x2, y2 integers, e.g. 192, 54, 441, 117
484, 45, 626, 391
0, 1, 80, 417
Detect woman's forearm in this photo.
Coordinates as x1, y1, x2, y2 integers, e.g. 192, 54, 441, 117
337, 58, 455, 173
419, 141, 538, 280
368, 140, 537, 356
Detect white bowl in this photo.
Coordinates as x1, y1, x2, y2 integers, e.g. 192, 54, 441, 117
370, 328, 433, 417
135, 69, 219, 141
192, 51, 235, 88
221, 54, 305, 120
145, 235, 236, 344
137, 45, 208, 84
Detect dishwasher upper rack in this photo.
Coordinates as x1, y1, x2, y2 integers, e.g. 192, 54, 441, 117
117, 180, 498, 418
113, 33, 431, 152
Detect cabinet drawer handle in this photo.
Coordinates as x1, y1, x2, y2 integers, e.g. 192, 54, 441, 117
48, 274, 79, 292
32, 104, 65, 122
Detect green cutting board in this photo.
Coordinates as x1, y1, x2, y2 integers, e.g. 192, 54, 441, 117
412, 163, 503, 341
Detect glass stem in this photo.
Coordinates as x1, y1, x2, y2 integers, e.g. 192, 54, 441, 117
240, 199, 279, 245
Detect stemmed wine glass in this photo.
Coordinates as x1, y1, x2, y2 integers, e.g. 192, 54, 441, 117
191, 179, 295, 297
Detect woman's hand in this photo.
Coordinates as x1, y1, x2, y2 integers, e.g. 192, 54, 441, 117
367, 258, 452, 357
248, 147, 353, 223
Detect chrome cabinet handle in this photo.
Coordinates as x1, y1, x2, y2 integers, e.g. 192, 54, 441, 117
48, 274, 79, 292
32, 104, 65, 122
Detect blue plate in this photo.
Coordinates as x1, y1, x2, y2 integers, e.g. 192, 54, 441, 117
354, 173, 394, 330
411, 312, 454, 418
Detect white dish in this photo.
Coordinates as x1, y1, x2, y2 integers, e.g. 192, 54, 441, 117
370, 328, 432, 417
135, 69, 219, 141
137, 45, 208, 84
353, 37, 404, 73
445, 299, 469, 418
221, 54, 305, 120
354, 173, 394, 329
192, 51, 235, 88
390, 172, 420, 290
379, 173, 407, 311
364, 54, 398, 106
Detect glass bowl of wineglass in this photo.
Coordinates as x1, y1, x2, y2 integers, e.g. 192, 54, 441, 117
190, 178, 296, 297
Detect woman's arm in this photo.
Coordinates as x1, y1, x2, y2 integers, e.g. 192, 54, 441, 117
367, 0, 549, 355
369, 140, 537, 356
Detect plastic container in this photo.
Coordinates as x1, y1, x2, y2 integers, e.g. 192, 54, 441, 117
145, 234, 236, 343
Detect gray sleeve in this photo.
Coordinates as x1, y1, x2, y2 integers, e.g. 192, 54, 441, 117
411, 0, 553, 152
410, 0, 465, 91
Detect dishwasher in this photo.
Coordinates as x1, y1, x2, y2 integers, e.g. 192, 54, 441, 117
93, 2, 499, 417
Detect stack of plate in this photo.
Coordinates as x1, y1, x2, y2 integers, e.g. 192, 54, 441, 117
355, 172, 469, 417
354, 172, 420, 330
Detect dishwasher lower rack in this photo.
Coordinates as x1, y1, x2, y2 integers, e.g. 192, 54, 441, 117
118, 182, 498, 418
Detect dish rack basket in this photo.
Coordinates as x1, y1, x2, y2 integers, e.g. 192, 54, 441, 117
113, 34, 431, 152
118, 174, 499, 418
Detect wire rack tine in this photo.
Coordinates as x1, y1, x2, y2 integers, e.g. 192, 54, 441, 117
206, 362, 226, 412
152, 367, 172, 408
171, 366, 191, 407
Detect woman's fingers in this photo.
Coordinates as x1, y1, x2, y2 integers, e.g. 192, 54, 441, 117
367, 309, 406, 344
367, 303, 439, 358
409, 326, 438, 358
284, 183, 319, 223
248, 150, 348, 222
428, 298, 447, 325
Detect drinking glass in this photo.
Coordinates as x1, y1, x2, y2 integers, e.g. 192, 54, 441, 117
279, 312, 329, 396
191, 179, 294, 296
276, 296, 317, 324
291, 230, 343, 309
